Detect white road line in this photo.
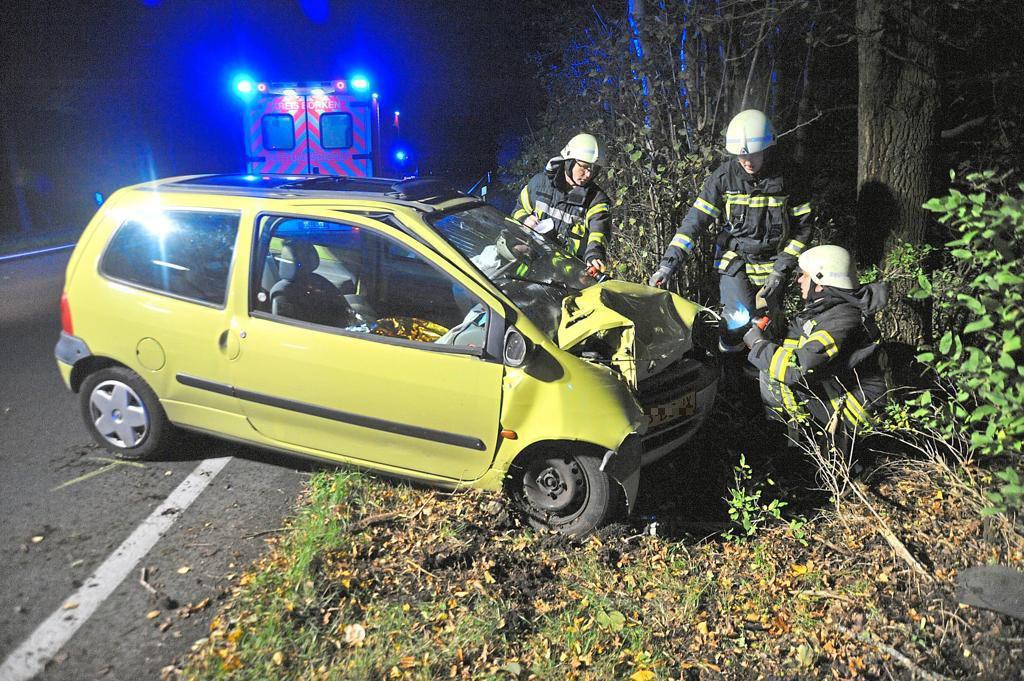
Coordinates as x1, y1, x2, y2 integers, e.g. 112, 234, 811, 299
0, 457, 232, 681
0, 243, 75, 263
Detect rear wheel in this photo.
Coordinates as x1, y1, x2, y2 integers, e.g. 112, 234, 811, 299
514, 452, 613, 536
79, 367, 172, 460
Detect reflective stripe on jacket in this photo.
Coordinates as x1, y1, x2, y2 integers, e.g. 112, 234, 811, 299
660, 157, 812, 276
747, 287, 887, 427
512, 170, 611, 263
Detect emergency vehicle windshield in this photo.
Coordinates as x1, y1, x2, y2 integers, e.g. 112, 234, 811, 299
430, 205, 599, 339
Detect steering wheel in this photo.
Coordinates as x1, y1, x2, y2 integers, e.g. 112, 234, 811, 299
493, 231, 535, 278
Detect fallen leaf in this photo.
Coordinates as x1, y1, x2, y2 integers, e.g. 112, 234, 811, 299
501, 661, 523, 676
177, 566, 191, 575
147, 610, 161, 619
344, 623, 366, 645
272, 651, 285, 666
63, 601, 79, 610
595, 609, 626, 632
31, 536, 44, 544
631, 671, 656, 681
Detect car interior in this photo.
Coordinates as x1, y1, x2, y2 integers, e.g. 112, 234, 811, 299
253, 218, 488, 348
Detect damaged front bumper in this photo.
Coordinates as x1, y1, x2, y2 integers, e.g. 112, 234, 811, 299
600, 433, 643, 514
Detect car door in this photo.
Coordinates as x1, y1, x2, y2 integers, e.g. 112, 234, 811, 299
228, 211, 505, 481
244, 93, 310, 174
307, 93, 374, 176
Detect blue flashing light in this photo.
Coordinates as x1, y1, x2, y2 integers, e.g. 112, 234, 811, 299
232, 74, 257, 99
94, 192, 105, 206
351, 76, 370, 91
394, 149, 409, 164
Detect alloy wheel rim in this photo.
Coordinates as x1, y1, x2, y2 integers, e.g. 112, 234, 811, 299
89, 380, 149, 448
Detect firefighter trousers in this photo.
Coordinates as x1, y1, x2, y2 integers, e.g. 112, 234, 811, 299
758, 370, 886, 457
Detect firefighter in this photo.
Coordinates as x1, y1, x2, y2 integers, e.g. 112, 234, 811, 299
648, 109, 812, 379
742, 245, 889, 456
512, 133, 611, 272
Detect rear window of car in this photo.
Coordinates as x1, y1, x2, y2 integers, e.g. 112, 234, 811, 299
100, 210, 239, 306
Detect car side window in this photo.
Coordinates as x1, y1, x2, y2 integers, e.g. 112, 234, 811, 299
254, 216, 488, 350
100, 210, 238, 306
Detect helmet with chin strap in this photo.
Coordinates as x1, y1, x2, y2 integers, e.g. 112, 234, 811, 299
547, 133, 605, 181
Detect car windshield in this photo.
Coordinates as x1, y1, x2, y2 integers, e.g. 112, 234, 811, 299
429, 205, 598, 338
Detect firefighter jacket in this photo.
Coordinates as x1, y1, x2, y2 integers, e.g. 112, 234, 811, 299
659, 156, 811, 280
511, 169, 611, 264
747, 283, 889, 425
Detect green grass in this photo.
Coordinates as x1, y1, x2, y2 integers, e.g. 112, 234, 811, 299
179, 462, 1022, 680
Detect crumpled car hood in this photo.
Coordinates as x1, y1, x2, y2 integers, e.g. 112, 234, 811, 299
556, 280, 700, 387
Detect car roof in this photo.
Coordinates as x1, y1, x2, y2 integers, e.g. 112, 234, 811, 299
136, 174, 479, 212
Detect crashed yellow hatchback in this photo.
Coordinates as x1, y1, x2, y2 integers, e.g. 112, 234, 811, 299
55, 175, 718, 536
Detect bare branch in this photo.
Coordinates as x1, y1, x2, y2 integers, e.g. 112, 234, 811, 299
776, 110, 824, 138
940, 115, 987, 140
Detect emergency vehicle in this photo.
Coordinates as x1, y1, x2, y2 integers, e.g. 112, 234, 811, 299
234, 77, 388, 176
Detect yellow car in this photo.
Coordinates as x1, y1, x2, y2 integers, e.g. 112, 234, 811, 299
55, 174, 717, 535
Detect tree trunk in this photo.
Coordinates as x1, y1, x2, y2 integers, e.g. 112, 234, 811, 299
856, 0, 938, 344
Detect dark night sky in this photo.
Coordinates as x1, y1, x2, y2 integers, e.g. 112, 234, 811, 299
0, 0, 542, 234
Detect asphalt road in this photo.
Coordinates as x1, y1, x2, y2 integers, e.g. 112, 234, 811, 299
0, 250, 310, 680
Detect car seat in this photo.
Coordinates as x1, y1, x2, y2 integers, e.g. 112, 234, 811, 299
269, 240, 352, 326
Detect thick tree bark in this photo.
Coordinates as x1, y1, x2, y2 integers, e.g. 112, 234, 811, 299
856, 0, 937, 254
856, 0, 938, 345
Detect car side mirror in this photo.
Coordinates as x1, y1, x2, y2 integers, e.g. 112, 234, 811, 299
502, 326, 533, 367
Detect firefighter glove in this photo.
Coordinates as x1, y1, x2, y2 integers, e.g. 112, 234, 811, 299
743, 324, 765, 349
761, 270, 786, 300
648, 265, 675, 289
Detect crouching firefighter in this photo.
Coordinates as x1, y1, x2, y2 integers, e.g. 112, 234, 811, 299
742, 245, 890, 456
648, 109, 812, 385
512, 133, 612, 273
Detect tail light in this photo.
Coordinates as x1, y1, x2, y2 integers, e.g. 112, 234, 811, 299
60, 292, 73, 335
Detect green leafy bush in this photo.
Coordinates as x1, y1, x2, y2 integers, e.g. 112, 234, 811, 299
912, 171, 1024, 516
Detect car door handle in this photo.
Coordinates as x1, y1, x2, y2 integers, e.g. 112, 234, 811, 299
219, 329, 242, 360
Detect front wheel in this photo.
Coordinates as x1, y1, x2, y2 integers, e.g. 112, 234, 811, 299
79, 367, 173, 460
514, 452, 614, 536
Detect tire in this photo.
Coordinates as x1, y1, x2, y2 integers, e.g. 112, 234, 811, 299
79, 366, 172, 460
514, 451, 614, 536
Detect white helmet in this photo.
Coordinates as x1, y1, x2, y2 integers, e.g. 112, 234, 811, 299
560, 133, 604, 166
799, 245, 858, 290
725, 109, 776, 155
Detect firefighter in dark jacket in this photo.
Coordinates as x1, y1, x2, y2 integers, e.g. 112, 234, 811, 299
512, 133, 611, 272
649, 110, 812, 361
743, 245, 889, 455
